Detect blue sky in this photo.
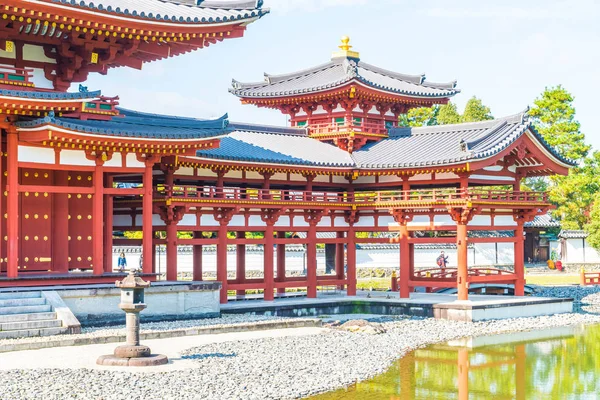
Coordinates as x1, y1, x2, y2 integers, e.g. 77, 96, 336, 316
86, 0, 600, 149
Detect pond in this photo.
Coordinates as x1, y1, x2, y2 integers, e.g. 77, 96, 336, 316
311, 323, 600, 399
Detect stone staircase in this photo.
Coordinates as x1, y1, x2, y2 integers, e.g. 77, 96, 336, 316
0, 292, 67, 339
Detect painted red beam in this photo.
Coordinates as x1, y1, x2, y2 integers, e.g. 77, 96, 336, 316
18, 185, 94, 194
104, 188, 144, 195
468, 275, 519, 283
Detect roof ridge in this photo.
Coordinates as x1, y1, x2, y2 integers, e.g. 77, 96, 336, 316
229, 121, 308, 135
358, 61, 424, 84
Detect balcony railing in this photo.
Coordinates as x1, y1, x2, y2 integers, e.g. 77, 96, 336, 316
307, 120, 388, 136
155, 186, 549, 206
0, 66, 34, 87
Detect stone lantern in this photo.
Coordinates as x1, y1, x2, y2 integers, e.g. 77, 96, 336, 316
97, 270, 168, 366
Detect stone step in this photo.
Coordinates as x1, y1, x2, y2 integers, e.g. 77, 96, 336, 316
0, 326, 68, 339
0, 298, 46, 308
0, 305, 52, 315
0, 312, 57, 324
0, 319, 62, 331
0, 292, 41, 300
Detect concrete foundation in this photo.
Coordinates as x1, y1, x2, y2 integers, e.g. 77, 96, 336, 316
222, 292, 574, 322
1, 282, 222, 326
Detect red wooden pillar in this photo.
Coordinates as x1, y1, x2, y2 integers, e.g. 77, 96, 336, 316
336, 231, 345, 290
53, 170, 69, 273
192, 231, 203, 281
264, 224, 275, 301
399, 224, 411, 298
408, 242, 415, 293
92, 159, 104, 276
217, 222, 228, 304
457, 222, 469, 301
142, 160, 154, 274
152, 244, 157, 273
514, 221, 525, 296
236, 231, 246, 295
276, 231, 286, 294
306, 222, 318, 298
6, 130, 18, 278
165, 220, 178, 281
458, 348, 469, 400
103, 174, 114, 273
346, 227, 357, 296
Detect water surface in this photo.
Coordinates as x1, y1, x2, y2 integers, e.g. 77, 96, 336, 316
311, 324, 600, 399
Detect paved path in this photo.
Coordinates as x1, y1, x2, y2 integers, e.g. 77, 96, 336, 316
0, 327, 326, 373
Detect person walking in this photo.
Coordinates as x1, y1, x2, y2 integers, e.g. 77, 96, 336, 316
117, 252, 127, 272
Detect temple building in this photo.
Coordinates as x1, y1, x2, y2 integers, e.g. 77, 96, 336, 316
0, 0, 575, 305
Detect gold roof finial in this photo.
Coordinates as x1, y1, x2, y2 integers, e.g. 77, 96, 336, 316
332, 36, 360, 60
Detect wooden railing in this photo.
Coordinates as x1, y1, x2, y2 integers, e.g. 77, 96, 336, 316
155, 185, 549, 206
413, 268, 515, 280
308, 121, 388, 136
0, 66, 34, 87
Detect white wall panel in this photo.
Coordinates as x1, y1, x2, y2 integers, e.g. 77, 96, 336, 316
18, 146, 55, 164
60, 150, 95, 166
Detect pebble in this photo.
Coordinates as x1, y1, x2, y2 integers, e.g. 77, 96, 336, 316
2, 287, 600, 399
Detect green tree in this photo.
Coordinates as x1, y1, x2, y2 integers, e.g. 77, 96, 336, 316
529, 85, 589, 162
398, 105, 438, 127
437, 102, 461, 124
585, 195, 600, 249
549, 151, 600, 229
461, 96, 493, 122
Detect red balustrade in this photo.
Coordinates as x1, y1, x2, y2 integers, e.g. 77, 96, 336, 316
0, 66, 34, 87
308, 120, 388, 136
155, 185, 549, 207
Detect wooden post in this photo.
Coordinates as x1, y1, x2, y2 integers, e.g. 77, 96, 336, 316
264, 223, 275, 301
142, 159, 154, 274
217, 222, 228, 304
192, 231, 203, 281
276, 231, 286, 294
53, 170, 69, 273
514, 221, 525, 296
6, 130, 18, 278
346, 227, 357, 296
165, 220, 178, 281
458, 348, 469, 400
306, 222, 318, 298
92, 159, 104, 276
236, 231, 246, 296
457, 222, 469, 301
336, 231, 345, 290
399, 224, 410, 298
103, 174, 114, 273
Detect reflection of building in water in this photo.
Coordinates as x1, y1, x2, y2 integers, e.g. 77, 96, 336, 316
313, 325, 600, 400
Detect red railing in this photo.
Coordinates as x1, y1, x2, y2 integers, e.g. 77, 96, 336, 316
0, 66, 34, 87
155, 186, 549, 206
413, 267, 515, 280
308, 120, 388, 136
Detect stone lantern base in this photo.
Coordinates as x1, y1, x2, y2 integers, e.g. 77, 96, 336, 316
97, 353, 168, 367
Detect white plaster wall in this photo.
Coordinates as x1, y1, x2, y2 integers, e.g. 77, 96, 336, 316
353, 176, 376, 184
584, 244, 600, 263
494, 216, 517, 226
179, 214, 196, 226
18, 146, 55, 164
354, 216, 375, 227
178, 167, 195, 176
225, 169, 243, 179
407, 215, 430, 227
246, 171, 263, 180
59, 150, 95, 166
314, 175, 329, 183
289, 173, 306, 182
434, 215, 454, 226
292, 216, 309, 227
333, 217, 349, 227
103, 153, 122, 168
332, 176, 347, 184
469, 215, 492, 226
228, 215, 245, 227
125, 153, 145, 168
470, 174, 515, 182
200, 214, 219, 227
378, 175, 402, 183
317, 217, 332, 227
247, 215, 266, 227
274, 216, 291, 227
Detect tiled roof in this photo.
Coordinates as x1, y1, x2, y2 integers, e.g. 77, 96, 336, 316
193, 111, 574, 169
0, 88, 101, 100
525, 214, 561, 228
352, 111, 576, 169
16, 108, 230, 139
559, 230, 588, 239
195, 124, 354, 167
230, 57, 459, 99
42, 0, 268, 24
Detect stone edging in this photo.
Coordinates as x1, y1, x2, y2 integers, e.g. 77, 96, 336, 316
0, 318, 322, 354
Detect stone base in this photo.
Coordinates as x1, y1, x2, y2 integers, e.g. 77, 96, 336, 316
96, 354, 168, 367
114, 345, 151, 358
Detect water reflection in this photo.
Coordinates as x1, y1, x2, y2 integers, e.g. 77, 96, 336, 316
311, 324, 600, 399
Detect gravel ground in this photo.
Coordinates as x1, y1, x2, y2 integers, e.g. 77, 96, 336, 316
1, 312, 600, 400
0, 315, 299, 347
2, 286, 600, 399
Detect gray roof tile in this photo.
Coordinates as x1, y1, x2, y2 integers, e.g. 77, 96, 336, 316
230, 57, 459, 99
524, 214, 560, 228
44, 0, 268, 24
559, 230, 588, 239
